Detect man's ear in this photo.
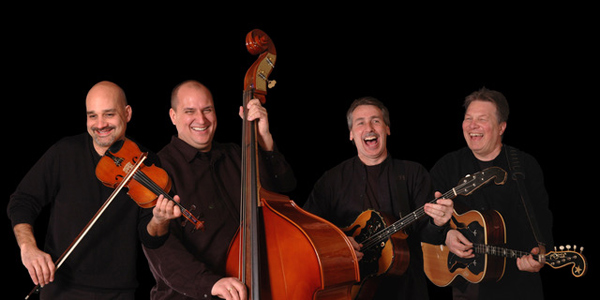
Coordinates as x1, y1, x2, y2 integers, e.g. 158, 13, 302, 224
169, 108, 177, 125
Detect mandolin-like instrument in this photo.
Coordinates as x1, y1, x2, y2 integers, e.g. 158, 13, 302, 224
342, 166, 507, 299
422, 209, 588, 286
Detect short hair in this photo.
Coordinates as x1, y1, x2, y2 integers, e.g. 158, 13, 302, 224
346, 96, 390, 130
170, 80, 208, 109
464, 87, 510, 124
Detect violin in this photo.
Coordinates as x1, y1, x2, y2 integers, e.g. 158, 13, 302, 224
25, 138, 204, 299
96, 138, 204, 230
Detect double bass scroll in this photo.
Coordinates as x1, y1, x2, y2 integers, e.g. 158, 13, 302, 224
225, 29, 360, 300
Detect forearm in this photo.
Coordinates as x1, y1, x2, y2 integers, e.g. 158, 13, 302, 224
14, 223, 38, 250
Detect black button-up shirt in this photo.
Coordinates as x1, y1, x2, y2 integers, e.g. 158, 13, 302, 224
143, 136, 296, 299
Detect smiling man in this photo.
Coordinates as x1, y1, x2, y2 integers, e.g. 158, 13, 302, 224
142, 80, 296, 300
8, 81, 179, 299
303, 96, 453, 299
86, 81, 132, 154
429, 87, 553, 299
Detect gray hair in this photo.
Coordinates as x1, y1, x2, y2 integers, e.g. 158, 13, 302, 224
346, 96, 390, 130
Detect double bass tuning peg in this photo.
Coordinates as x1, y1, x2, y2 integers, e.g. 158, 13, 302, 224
258, 72, 277, 88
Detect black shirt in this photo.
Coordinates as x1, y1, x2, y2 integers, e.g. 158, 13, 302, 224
303, 155, 446, 300
430, 145, 554, 299
143, 136, 296, 299
7, 133, 160, 293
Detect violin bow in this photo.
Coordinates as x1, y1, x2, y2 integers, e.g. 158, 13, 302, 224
25, 155, 148, 299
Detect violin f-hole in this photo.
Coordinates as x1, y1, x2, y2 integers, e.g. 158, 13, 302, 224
114, 174, 124, 183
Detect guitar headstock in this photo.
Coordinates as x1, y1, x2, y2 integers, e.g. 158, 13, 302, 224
545, 245, 588, 277
455, 166, 508, 196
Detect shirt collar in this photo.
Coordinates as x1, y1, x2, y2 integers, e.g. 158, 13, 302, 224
170, 135, 223, 163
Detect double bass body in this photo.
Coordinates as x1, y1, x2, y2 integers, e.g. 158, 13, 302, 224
226, 188, 360, 299
225, 29, 360, 299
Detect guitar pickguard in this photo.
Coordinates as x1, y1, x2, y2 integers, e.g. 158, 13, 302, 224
448, 221, 486, 276
352, 212, 386, 279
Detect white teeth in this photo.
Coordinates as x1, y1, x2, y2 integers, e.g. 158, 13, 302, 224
192, 126, 208, 131
470, 133, 483, 137
364, 136, 377, 141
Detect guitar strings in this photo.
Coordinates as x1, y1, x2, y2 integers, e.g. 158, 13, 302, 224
360, 177, 484, 250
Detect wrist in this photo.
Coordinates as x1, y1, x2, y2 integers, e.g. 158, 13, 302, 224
147, 217, 170, 237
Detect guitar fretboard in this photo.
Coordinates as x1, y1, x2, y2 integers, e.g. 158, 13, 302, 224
361, 187, 460, 250
360, 167, 505, 251
473, 243, 541, 261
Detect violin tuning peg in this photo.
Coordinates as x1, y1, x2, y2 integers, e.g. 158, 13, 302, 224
573, 245, 577, 251
267, 80, 277, 89
559, 246, 565, 251
554, 246, 557, 251
580, 246, 584, 253
566, 245, 571, 250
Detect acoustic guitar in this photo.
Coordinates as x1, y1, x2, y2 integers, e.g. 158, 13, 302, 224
342, 166, 507, 299
422, 210, 588, 287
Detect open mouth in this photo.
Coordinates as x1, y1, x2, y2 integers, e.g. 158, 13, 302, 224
363, 134, 379, 147
469, 133, 483, 140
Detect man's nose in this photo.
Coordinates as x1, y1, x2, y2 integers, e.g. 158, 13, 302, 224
96, 116, 109, 128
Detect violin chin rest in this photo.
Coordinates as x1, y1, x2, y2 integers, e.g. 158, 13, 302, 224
108, 139, 126, 153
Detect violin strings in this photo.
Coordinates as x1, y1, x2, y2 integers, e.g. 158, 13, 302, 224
132, 171, 190, 213
131, 170, 203, 227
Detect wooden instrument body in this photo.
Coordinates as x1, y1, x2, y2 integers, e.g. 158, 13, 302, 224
226, 188, 359, 300
228, 29, 360, 299
341, 210, 409, 300
423, 210, 588, 287
422, 210, 506, 286
342, 210, 409, 280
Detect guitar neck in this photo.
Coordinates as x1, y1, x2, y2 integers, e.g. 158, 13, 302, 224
361, 168, 500, 250
363, 190, 457, 249
474, 243, 541, 262
388, 189, 457, 233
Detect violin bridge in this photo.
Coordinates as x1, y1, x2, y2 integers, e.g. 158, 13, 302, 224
123, 162, 135, 174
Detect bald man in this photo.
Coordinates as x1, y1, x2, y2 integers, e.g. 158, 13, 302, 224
142, 80, 296, 300
8, 81, 179, 299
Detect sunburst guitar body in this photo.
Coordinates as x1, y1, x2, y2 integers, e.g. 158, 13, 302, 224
422, 210, 588, 287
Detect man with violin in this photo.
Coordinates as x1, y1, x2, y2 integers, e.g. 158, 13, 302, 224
429, 88, 553, 299
8, 81, 182, 299
303, 96, 454, 299
142, 80, 296, 300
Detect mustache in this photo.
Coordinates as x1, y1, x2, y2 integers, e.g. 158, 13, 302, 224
362, 132, 379, 139
91, 125, 116, 132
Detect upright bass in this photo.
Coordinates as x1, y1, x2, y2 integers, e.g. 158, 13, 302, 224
225, 29, 360, 300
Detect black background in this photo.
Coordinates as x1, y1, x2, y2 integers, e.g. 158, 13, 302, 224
4, 6, 595, 299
